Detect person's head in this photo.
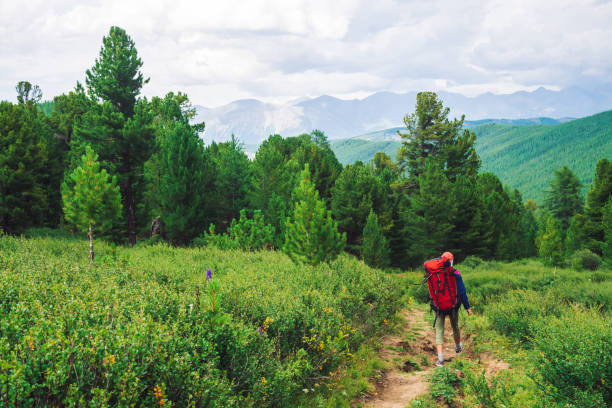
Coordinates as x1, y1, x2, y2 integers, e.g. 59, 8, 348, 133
441, 251, 454, 267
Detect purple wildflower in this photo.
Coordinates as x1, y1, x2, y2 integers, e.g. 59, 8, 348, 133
206, 269, 212, 282
257, 326, 263, 336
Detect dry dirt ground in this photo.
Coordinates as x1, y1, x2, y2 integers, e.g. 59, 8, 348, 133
355, 306, 508, 408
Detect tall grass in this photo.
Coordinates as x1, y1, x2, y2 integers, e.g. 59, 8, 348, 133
406, 256, 612, 407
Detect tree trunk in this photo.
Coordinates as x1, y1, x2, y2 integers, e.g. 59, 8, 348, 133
88, 222, 94, 263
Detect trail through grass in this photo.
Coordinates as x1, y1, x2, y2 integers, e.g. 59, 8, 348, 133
356, 304, 508, 408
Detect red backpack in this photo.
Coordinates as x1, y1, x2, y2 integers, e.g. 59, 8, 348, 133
424, 257, 458, 314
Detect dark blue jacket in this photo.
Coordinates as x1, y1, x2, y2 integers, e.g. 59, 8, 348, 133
453, 269, 471, 310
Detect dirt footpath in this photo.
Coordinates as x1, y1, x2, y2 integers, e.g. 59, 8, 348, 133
356, 306, 508, 407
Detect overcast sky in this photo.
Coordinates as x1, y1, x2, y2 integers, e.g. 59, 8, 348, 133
1, 0, 611, 107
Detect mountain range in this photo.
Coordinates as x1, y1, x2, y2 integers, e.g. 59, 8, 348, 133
195, 86, 612, 146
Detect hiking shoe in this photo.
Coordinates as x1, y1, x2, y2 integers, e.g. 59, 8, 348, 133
455, 344, 464, 354
436, 359, 444, 367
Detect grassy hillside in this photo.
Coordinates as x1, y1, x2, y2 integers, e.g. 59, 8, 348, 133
331, 110, 612, 202
473, 110, 612, 201
0, 232, 406, 407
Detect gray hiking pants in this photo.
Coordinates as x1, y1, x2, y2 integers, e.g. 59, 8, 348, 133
435, 311, 460, 345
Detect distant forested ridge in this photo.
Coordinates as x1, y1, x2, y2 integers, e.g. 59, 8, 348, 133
474, 110, 612, 201
331, 110, 612, 202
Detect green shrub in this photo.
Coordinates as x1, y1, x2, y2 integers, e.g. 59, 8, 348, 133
531, 307, 612, 407
430, 366, 461, 404
0, 235, 407, 407
487, 289, 564, 345
554, 280, 612, 311
570, 249, 602, 270
460, 256, 485, 269
409, 279, 431, 304
464, 370, 512, 408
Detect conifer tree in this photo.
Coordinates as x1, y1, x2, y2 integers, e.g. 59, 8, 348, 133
403, 160, 457, 266
62, 146, 122, 262
449, 175, 492, 260
331, 161, 391, 253
227, 209, 275, 250
603, 198, 612, 262
284, 165, 346, 265
79, 26, 153, 245
475, 172, 513, 258
212, 135, 252, 229
0, 101, 49, 233
584, 158, 612, 255
144, 92, 207, 226
565, 214, 588, 256
86, 26, 147, 117
397, 92, 479, 186
159, 121, 211, 245
361, 209, 390, 268
250, 134, 300, 242
545, 166, 583, 231
538, 215, 565, 266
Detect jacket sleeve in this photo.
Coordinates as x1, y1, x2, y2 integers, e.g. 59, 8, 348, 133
454, 270, 471, 310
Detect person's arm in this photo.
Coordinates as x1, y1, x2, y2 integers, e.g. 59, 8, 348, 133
454, 270, 472, 313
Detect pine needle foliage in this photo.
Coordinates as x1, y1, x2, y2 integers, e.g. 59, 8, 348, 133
538, 215, 565, 266
159, 121, 210, 245
61, 146, 122, 261
544, 166, 583, 231
584, 158, 612, 255
603, 198, 612, 262
284, 165, 346, 265
361, 209, 390, 268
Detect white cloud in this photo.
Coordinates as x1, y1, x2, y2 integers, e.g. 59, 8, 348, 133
0, 0, 611, 106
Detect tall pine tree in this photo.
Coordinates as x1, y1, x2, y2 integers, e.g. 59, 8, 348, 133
284, 165, 345, 265
79, 26, 153, 245
397, 92, 479, 186
159, 121, 212, 245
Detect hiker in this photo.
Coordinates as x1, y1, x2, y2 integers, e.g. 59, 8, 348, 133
423, 251, 472, 367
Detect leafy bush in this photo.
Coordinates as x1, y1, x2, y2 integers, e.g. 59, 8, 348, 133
430, 366, 461, 404
487, 289, 564, 344
554, 280, 612, 311
531, 307, 612, 407
460, 256, 485, 269
0, 235, 406, 407
464, 370, 511, 408
570, 249, 602, 270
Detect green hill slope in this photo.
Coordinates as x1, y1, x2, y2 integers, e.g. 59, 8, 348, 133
473, 110, 612, 201
331, 110, 612, 202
